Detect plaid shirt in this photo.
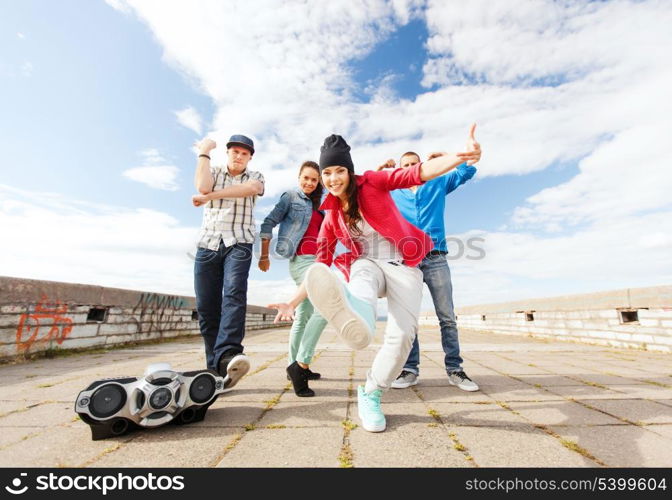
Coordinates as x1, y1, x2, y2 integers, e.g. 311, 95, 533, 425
196, 165, 265, 250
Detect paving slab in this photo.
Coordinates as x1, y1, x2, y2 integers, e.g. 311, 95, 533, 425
482, 386, 566, 402
606, 385, 672, 399
91, 426, 242, 468
565, 373, 649, 386
0, 423, 135, 467
215, 427, 343, 468
549, 425, 672, 467
257, 401, 347, 428
349, 420, 470, 467
645, 424, 672, 439
0, 400, 42, 415
430, 402, 531, 428
0, 325, 670, 467
215, 386, 290, 403
454, 374, 530, 388
0, 401, 75, 427
375, 386, 424, 403
578, 399, 672, 425
415, 386, 498, 403
451, 426, 595, 467
543, 385, 625, 399
0, 426, 45, 449
189, 400, 268, 428
515, 375, 588, 387
506, 401, 625, 426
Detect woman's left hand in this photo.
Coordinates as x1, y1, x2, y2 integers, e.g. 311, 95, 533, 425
268, 303, 295, 323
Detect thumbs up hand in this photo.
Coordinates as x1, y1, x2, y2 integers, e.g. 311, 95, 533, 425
465, 123, 481, 166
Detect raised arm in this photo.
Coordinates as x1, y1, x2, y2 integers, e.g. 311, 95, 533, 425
194, 138, 216, 194
375, 159, 396, 171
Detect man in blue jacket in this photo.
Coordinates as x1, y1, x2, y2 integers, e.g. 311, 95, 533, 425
379, 127, 480, 391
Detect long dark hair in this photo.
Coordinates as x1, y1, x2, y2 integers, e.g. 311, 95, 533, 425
343, 170, 362, 235
299, 161, 324, 211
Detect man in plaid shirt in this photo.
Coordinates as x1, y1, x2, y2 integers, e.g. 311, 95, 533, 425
192, 134, 264, 391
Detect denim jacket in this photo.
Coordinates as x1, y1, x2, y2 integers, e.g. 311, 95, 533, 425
259, 188, 315, 258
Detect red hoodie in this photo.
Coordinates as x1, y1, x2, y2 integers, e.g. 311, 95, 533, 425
316, 163, 434, 281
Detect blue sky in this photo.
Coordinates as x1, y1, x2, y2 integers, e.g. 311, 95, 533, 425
1, 0, 209, 224
1, 0, 671, 310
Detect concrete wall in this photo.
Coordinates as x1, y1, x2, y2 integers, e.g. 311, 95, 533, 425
425, 285, 672, 352
0, 276, 289, 360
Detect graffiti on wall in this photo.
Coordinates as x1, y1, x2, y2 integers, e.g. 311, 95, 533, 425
132, 292, 190, 335
16, 295, 73, 352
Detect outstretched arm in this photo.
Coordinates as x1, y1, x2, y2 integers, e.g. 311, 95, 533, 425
194, 138, 216, 194
268, 281, 308, 323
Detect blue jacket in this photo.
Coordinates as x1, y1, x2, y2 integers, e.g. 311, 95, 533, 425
391, 164, 477, 253
259, 188, 316, 258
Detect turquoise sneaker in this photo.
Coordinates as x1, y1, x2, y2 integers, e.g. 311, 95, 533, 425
357, 385, 386, 432
305, 263, 375, 350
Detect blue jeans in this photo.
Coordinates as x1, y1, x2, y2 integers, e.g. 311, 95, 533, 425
194, 242, 252, 370
403, 252, 463, 375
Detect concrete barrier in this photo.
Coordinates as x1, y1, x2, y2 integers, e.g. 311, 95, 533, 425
0, 276, 289, 360
420, 285, 671, 352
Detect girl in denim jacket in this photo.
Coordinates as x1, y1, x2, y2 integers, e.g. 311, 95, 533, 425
258, 161, 328, 397
270, 130, 480, 431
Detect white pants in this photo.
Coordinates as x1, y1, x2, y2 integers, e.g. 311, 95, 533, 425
348, 258, 424, 393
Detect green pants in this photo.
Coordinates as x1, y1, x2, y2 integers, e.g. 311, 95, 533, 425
288, 255, 328, 365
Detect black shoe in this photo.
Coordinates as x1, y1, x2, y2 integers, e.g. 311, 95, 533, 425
286, 361, 315, 397
286, 367, 321, 381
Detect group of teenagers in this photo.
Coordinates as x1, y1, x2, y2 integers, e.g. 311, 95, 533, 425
192, 127, 482, 432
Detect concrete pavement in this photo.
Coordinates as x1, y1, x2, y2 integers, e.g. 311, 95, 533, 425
0, 324, 671, 467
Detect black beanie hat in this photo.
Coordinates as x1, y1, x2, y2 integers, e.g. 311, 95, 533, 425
319, 134, 354, 172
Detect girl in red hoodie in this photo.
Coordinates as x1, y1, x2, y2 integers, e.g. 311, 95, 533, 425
270, 130, 480, 432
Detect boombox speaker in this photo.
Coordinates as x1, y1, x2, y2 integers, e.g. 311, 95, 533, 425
75, 363, 226, 440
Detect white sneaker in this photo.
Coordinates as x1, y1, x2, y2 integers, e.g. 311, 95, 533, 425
447, 370, 479, 392
305, 263, 375, 350
357, 385, 386, 432
391, 370, 418, 389
219, 354, 250, 393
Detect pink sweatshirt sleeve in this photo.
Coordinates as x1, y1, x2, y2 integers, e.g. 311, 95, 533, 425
363, 162, 424, 191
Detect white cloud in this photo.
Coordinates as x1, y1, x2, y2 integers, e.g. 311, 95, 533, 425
422, 0, 670, 87
123, 166, 180, 191
105, 0, 133, 15
511, 122, 672, 228
90, 1, 672, 305
448, 209, 672, 307
174, 106, 203, 135
140, 148, 165, 164
247, 279, 296, 309
110, 0, 413, 196
20, 61, 33, 77
122, 149, 181, 191
0, 184, 199, 296
17, 32, 25, 40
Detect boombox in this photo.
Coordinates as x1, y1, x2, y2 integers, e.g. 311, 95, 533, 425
75, 363, 226, 440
